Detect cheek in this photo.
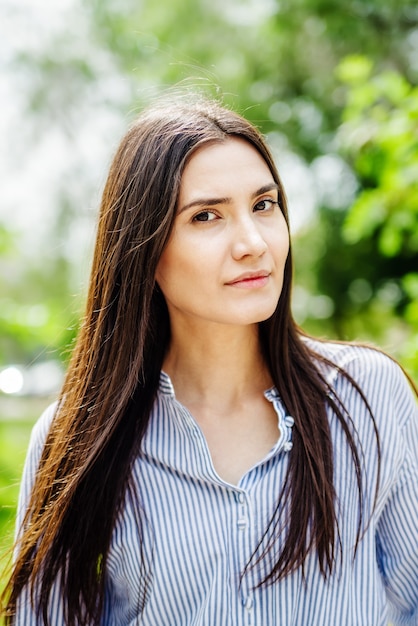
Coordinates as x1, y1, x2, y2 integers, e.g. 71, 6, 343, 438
155, 245, 173, 292
267, 219, 290, 262
155, 238, 201, 293
280, 231, 290, 260
280, 215, 290, 250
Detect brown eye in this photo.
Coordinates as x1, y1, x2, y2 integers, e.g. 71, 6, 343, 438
192, 211, 217, 222
253, 199, 278, 212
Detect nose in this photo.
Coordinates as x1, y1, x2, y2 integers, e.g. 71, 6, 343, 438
230, 215, 268, 260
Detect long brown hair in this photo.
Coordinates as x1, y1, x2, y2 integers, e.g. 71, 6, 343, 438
3, 97, 381, 624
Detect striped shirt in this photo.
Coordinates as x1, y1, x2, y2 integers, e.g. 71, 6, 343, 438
15, 341, 418, 625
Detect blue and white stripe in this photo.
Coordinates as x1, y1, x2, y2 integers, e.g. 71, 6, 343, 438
14, 341, 418, 625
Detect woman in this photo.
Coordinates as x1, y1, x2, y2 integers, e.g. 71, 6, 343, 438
3, 97, 418, 625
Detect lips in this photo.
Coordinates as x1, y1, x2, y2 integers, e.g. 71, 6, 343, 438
226, 270, 270, 286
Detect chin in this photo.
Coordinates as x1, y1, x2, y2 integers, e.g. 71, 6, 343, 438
234, 306, 279, 326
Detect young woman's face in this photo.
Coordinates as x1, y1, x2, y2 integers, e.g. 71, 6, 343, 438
156, 138, 290, 330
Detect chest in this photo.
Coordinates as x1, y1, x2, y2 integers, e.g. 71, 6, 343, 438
194, 398, 281, 484
106, 460, 385, 626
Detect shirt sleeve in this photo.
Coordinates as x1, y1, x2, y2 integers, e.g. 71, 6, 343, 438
13, 402, 66, 625
15, 402, 57, 533
373, 362, 418, 626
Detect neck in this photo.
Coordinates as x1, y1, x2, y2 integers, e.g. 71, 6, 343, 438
162, 319, 272, 411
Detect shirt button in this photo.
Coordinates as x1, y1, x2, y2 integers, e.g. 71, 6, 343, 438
238, 493, 245, 503
284, 415, 295, 427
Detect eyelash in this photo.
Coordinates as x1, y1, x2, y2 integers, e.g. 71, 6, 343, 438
253, 198, 279, 212
192, 198, 279, 222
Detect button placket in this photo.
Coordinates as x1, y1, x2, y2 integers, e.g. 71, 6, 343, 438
234, 490, 255, 626
236, 491, 248, 530
237, 501, 247, 530
244, 594, 254, 625
264, 388, 295, 458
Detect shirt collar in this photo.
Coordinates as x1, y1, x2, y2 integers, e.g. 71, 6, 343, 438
159, 371, 175, 397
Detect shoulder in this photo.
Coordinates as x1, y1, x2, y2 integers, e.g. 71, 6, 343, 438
303, 337, 417, 428
23, 402, 58, 478
16, 402, 58, 530
303, 336, 390, 370
305, 338, 418, 498
304, 337, 408, 387
29, 401, 58, 452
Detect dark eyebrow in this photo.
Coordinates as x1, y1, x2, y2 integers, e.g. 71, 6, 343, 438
178, 196, 231, 214
253, 183, 280, 198
178, 183, 279, 214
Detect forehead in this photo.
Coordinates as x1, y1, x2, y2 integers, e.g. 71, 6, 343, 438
179, 138, 274, 197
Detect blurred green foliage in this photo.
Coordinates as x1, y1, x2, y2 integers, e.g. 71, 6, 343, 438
1, 0, 417, 377
338, 55, 418, 371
